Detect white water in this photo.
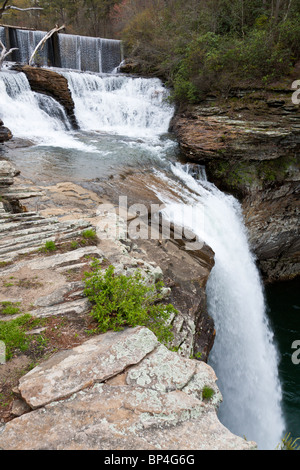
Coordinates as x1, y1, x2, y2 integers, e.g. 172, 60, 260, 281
0, 71, 96, 152
61, 71, 174, 139
0, 66, 285, 448
0, 27, 122, 73
59, 35, 122, 73
154, 163, 285, 450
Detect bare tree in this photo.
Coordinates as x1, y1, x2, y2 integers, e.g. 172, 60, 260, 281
29, 24, 65, 65
0, 1, 43, 20
0, 38, 17, 69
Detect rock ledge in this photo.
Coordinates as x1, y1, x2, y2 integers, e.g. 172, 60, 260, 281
0, 326, 257, 451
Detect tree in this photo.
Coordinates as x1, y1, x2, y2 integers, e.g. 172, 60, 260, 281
0, 0, 43, 19
0, 38, 17, 68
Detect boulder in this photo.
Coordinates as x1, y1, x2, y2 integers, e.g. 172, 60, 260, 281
12, 65, 78, 129
0, 326, 257, 450
0, 120, 12, 143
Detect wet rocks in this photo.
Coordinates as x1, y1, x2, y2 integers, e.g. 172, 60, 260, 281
0, 120, 12, 143
0, 326, 257, 450
12, 65, 78, 129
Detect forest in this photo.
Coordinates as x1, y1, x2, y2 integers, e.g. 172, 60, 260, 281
1, 0, 300, 102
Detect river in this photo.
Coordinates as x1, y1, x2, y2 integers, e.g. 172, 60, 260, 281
0, 65, 296, 450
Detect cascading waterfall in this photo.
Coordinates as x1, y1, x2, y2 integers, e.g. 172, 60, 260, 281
0, 52, 286, 448
59, 35, 122, 73
0, 27, 122, 73
0, 26, 6, 44
0, 70, 94, 152
154, 163, 285, 450
61, 70, 174, 139
9, 29, 53, 66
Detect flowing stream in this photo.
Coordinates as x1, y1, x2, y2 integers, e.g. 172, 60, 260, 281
0, 60, 287, 449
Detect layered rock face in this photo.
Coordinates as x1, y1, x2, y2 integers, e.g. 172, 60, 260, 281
171, 87, 300, 282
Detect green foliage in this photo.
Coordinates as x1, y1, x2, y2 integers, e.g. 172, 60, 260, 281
41, 240, 57, 253
0, 314, 33, 360
202, 386, 215, 401
82, 229, 97, 240
122, 0, 300, 104
84, 261, 177, 346
0, 301, 21, 316
280, 433, 300, 451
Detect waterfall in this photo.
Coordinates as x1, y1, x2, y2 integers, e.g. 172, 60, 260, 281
0, 49, 286, 448
61, 71, 174, 139
0, 26, 5, 44
9, 29, 53, 66
0, 27, 122, 73
0, 70, 93, 151
154, 163, 285, 450
59, 34, 121, 73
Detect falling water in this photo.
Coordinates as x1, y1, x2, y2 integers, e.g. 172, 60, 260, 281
0, 70, 94, 152
0, 62, 286, 449
154, 163, 285, 450
58, 34, 122, 73
61, 71, 173, 139
0, 27, 122, 73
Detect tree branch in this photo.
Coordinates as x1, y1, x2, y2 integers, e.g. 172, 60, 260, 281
0, 3, 43, 18
0, 39, 18, 69
29, 24, 65, 66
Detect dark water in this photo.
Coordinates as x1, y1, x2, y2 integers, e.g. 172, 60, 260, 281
266, 278, 300, 442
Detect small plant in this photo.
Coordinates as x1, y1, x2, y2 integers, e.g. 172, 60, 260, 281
190, 351, 202, 360
70, 241, 79, 250
0, 302, 21, 316
280, 433, 300, 451
41, 240, 57, 253
84, 261, 177, 347
0, 314, 32, 360
82, 229, 97, 240
202, 386, 215, 401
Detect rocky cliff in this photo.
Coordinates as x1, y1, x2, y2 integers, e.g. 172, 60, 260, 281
171, 86, 300, 282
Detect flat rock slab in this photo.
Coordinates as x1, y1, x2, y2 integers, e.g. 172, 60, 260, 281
0, 383, 255, 450
18, 327, 160, 409
0, 327, 257, 450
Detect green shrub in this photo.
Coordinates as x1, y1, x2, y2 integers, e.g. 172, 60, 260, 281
82, 229, 97, 240
202, 386, 215, 401
0, 314, 33, 360
0, 302, 21, 316
41, 240, 57, 253
84, 261, 177, 346
280, 433, 300, 451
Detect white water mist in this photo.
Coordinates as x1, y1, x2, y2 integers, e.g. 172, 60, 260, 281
60, 71, 174, 139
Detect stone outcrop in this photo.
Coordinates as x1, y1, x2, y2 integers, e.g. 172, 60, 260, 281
171, 87, 300, 282
12, 65, 78, 129
0, 119, 12, 143
0, 326, 257, 450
